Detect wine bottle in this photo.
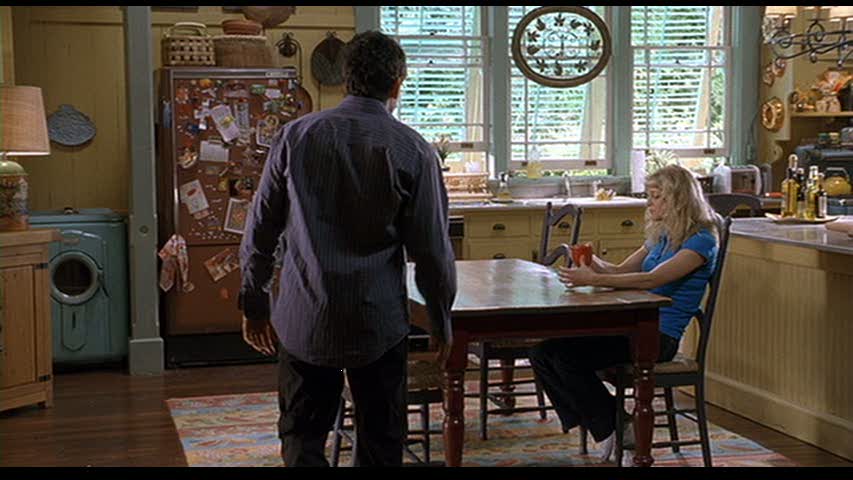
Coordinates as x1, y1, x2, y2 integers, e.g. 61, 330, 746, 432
805, 166, 819, 221
796, 168, 806, 219
781, 155, 798, 218
817, 173, 828, 219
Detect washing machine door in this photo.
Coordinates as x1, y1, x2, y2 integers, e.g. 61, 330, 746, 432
51, 251, 102, 306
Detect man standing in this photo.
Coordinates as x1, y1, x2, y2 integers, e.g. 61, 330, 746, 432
238, 31, 457, 467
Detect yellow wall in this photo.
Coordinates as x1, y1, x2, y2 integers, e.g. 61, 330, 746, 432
12, 6, 354, 212
1, 6, 13, 84
758, 8, 849, 187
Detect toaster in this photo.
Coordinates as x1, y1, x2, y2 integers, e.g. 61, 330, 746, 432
730, 165, 763, 196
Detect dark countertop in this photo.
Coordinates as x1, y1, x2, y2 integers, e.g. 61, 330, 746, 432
731, 217, 853, 256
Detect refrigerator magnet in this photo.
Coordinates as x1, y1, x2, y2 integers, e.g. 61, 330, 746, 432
179, 179, 210, 216
250, 84, 267, 95
264, 88, 283, 100
256, 116, 280, 148
224, 198, 250, 235
199, 79, 214, 89
200, 139, 230, 163
192, 209, 212, 221
235, 101, 251, 130
209, 104, 240, 144
224, 84, 249, 99
176, 86, 190, 104
203, 248, 239, 283
178, 147, 198, 169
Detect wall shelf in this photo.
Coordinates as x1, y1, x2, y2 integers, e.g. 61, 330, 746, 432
791, 112, 853, 118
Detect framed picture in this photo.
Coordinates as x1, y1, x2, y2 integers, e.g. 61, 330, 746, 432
223, 198, 250, 235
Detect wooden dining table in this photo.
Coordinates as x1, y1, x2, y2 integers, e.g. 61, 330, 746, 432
407, 259, 672, 467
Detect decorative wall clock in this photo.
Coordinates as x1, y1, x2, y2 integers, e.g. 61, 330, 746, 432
511, 6, 612, 88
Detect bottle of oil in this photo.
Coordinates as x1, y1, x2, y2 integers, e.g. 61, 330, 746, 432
781, 155, 798, 218
805, 166, 819, 221
816, 173, 828, 219
796, 168, 807, 219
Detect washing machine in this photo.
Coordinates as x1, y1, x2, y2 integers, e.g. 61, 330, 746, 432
29, 208, 129, 366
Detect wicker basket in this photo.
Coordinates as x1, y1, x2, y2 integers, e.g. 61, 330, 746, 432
162, 22, 215, 67
213, 35, 273, 68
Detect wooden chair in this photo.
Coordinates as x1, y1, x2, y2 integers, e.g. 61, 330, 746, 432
330, 349, 444, 466
579, 215, 733, 467
706, 193, 763, 218
466, 203, 584, 441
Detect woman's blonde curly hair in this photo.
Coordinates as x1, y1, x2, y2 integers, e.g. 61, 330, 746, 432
645, 165, 719, 251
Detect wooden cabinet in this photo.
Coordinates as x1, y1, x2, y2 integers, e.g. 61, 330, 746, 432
0, 229, 58, 413
461, 205, 647, 265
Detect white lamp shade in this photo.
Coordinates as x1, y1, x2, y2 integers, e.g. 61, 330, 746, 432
765, 6, 798, 18
830, 6, 853, 20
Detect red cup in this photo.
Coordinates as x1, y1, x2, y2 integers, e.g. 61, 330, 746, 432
570, 243, 593, 268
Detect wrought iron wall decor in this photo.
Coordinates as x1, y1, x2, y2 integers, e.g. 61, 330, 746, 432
511, 6, 612, 88
764, 6, 853, 69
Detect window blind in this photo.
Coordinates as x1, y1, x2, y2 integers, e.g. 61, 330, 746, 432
380, 6, 488, 154
508, 6, 609, 170
632, 6, 730, 159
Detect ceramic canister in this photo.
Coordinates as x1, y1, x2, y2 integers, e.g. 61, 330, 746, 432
0, 159, 29, 231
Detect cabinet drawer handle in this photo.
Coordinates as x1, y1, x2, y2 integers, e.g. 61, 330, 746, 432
493, 253, 507, 260
492, 224, 507, 231
558, 222, 571, 230
601, 249, 608, 256
621, 219, 635, 228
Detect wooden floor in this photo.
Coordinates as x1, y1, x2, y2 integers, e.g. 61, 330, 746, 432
0, 363, 851, 467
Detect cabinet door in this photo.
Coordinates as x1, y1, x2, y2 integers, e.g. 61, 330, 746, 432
598, 238, 645, 265
0, 266, 36, 390
598, 210, 645, 236
465, 239, 534, 261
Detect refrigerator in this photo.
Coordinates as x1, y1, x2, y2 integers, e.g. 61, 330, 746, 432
156, 67, 309, 367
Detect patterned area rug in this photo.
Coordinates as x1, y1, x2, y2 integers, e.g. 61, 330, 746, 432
166, 385, 797, 467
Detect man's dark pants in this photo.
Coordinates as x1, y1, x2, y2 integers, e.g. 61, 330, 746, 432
277, 338, 408, 467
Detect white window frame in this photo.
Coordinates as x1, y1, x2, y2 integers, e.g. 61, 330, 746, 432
381, 6, 492, 158
630, 6, 733, 160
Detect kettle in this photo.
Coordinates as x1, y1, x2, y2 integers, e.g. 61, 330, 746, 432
824, 167, 852, 196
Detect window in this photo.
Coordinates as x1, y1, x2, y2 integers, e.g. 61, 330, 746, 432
380, 6, 489, 167
509, 6, 610, 172
632, 6, 731, 170
369, 6, 738, 176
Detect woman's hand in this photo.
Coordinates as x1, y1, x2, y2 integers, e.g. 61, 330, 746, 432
558, 264, 599, 287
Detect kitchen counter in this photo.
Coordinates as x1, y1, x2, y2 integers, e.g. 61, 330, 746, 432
449, 196, 647, 214
731, 217, 853, 255
681, 215, 853, 462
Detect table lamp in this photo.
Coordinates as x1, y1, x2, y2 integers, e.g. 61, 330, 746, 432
0, 85, 50, 232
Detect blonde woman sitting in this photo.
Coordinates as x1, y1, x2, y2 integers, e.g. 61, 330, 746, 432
529, 165, 720, 462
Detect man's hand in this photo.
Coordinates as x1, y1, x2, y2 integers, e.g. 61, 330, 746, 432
432, 334, 453, 369
242, 316, 279, 357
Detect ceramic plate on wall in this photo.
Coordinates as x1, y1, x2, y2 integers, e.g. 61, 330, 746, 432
47, 104, 96, 146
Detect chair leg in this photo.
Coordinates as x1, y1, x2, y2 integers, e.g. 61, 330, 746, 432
331, 396, 345, 467
579, 426, 589, 455
479, 351, 490, 441
421, 402, 431, 464
664, 387, 681, 454
695, 382, 713, 467
534, 374, 548, 421
349, 405, 358, 467
499, 359, 517, 411
614, 375, 625, 468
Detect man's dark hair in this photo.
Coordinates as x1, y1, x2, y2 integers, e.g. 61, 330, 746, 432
343, 31, 407, 102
